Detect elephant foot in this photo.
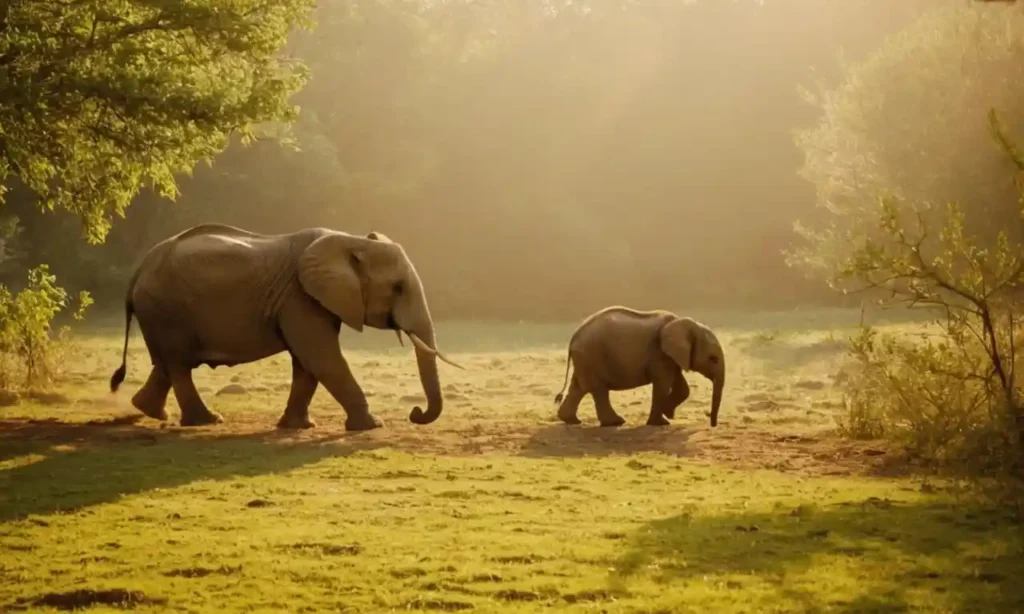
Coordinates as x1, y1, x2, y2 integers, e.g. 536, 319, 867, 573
598, 415, 626, 428
180, 410, 225, 427
345, 412, 384, 432
646, 413, 671, 427
556, 408, 582, 425
130, 395, 169, 422
276, 412, 317, 430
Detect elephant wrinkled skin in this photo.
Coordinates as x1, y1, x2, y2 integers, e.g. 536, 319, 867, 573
553, 306, 726, 428
109, 223, 462, 430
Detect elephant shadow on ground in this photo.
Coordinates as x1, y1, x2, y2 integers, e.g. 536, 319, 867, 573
609, 498, 1023, 613
0, 416, 388, 522
517, 422, 699, 459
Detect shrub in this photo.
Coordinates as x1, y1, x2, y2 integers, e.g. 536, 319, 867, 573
837, 323, 1021, 481
822, 184, 1024, 498
0, 265, 92, 392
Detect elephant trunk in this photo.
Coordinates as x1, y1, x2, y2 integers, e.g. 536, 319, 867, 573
407, 321, 443, 425
709, 373, 724, 428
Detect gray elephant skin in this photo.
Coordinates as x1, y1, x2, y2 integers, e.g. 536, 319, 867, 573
109, 223, 462, 431
553, 306, 725, 427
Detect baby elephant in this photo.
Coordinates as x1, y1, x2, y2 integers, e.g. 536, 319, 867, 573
553, 306, 726, 428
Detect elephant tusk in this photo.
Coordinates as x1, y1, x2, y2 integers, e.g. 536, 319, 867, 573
395, 329, 404, 347
407, 332, 466, 370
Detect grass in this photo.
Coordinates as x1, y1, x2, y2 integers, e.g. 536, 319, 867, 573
1, 307, 1021, 613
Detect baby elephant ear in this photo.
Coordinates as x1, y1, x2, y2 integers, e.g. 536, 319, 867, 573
297, 233, 366, 332
366, 231, 393, 243
659, 317, 697, 372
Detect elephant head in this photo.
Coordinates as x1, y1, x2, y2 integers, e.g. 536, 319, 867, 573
658, 317, 726, 427
297, 230, 463, 425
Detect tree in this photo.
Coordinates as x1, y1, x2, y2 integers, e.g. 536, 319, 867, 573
791, 3, 1024, 283
0, 0, 314, 242
2, 0, 941, 318
791, 2, 1024, 489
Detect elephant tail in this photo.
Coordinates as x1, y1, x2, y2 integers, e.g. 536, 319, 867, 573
553, 348, 573, 405
109, 300, 134, 393
110, 271, 140, 393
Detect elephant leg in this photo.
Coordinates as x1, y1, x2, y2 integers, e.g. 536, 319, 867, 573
646, 382, 671, 427
130, 321, 171, 420
664, 370, 690, 419
280, 304, 381, 432
131, 367, 171, 421
591, 388, 625, 428
556, 377, 585, 425
169, 367, 224, 427
647, 358, 680, 423
276, 354, 319, 430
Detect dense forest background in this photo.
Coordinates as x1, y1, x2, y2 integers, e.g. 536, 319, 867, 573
0, 0, 984, 320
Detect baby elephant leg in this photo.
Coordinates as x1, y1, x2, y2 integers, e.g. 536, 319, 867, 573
591, 388, 625, 427
647, 359, 678, 424
646, 381, 672, 426
556, 377, 586, 425
663, 370, 691, 419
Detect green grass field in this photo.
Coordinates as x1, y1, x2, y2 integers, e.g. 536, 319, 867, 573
1, 309, 1021, 612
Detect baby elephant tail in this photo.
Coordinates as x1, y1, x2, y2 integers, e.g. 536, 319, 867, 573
553, 348, 573, 404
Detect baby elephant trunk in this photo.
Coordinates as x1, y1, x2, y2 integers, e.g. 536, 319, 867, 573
709, 375, 724, 428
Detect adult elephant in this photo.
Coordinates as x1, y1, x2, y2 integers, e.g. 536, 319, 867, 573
109, 223, 462, 430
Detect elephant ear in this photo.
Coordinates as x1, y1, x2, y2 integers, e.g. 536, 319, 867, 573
659, 317, 699, 372
297, 234, 366, 332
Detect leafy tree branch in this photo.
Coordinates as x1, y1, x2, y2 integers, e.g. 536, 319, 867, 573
0, 0, 314, 242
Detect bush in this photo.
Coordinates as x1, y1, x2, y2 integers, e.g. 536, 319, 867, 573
837, 324, 1021, 482
0, 265, 92, 393
822, 187, 1024, 499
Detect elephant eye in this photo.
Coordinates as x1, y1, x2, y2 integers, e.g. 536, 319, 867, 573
708, 354, 719, 364
392, 281, 404, 296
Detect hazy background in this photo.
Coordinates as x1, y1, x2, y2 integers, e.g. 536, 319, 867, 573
0, 0, 941, 321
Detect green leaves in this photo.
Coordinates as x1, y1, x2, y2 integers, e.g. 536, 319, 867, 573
0, 264, 91, 390
790, 3, 1024, 286
0, 0, 314, 242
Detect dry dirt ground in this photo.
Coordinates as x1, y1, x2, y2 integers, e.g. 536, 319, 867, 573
1, 315, 903, 478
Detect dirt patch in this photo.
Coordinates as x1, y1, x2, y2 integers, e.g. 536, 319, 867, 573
86, 415, 146, 426
24, 391, 72, 405
494, 589, 544, 602
404, 598, 475, 611
492, 554, 547, 565
737, 337, 847, 367
284, 542, 362, 556
0, 415, 159, 461
9, 588, 166, 611
216, 384, 248, 396
163, 564, 243, 578
0, 410, 903, 478
562, 589, 628, 603
793, 379, 828, 391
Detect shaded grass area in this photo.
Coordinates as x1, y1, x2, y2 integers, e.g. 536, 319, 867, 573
1, 437, 1020, 613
